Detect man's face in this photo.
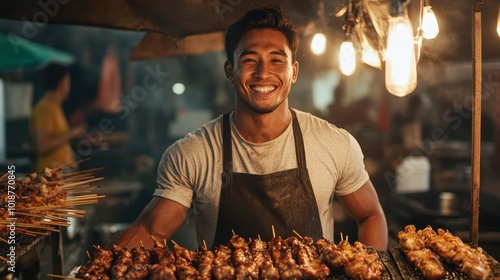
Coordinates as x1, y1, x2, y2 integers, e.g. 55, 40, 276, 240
225, 28, 299, 114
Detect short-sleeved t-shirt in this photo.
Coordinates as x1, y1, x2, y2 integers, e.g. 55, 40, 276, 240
30, 99, 75, 172
155, 109, 369, 248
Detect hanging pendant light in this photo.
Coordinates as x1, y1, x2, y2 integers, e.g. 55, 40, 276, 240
385, 0, 417, 97
339, 0, 357, 76
421, 0, 439, 39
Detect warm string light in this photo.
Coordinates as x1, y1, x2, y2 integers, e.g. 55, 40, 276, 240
339, 0, 356, 76
339, 40, 356, 76
310, 33, 327, 55
385, 0, 417, 97
497, 5, 500, 37
359, 33, 381, 69
421, 1, 439, 39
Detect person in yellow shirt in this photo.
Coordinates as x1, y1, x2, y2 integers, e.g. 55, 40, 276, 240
30, 64, 86, 172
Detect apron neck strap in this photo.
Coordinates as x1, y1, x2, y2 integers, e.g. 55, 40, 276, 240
222, 109, 307, 174
290, 109, 307, 169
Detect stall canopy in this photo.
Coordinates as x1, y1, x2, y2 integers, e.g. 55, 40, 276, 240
0, 0, 498, 61
0, 33, 74, 72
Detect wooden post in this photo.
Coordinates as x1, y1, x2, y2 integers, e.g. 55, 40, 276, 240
470, 0, 483, 247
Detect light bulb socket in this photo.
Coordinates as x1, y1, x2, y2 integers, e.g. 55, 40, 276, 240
391, 0, 410, 17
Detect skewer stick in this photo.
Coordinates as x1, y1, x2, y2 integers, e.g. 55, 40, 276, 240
15, 229, 37, 236
292, 230, 303, 239
171, 240, 179, 247
0, 237, 8, 244
46, 273, 81, 280
258, 235, 261, 241
0, 173, 7, 181
231, 229, 236, 236
61, 177, 103, 188
62, 166, 103, 177
17, 228, 50, 236
340, 232, 344, 241
66, 194, 106, 200
55, 209, 86, 214
0, 255, 8, 262
203, 240, 208, 250
271, 225, 276, 238
140, 241, 144, 247
86, 251, 91, 261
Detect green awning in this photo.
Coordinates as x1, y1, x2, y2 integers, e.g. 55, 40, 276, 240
0, 33, 74, 72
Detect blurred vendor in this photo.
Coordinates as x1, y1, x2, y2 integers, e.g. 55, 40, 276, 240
30, 64, 86, 172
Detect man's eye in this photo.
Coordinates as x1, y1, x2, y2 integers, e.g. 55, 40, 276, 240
242, 58, 256, 63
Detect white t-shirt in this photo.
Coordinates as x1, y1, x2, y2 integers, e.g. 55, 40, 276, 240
155, 109, 369, 248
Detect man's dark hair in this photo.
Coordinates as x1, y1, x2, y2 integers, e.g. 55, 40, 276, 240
45, 64, 70, 91
224, 6, 299, 65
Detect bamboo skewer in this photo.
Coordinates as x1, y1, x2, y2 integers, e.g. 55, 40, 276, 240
46, 273, 81, 280
292, 230, 303, 239
62, 167, 103, 177
61, 177, 103, 188
0, 255, 9, 262
0, 237, 8, 244
66, 194, 106, 200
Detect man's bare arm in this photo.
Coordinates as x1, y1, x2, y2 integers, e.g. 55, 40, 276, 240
337, 180, 388, 251
108, 196, 188, 249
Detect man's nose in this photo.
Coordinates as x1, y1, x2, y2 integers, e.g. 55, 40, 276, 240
253, 61, 272, 79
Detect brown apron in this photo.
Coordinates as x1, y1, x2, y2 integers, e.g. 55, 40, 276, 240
213, 110, 323, 247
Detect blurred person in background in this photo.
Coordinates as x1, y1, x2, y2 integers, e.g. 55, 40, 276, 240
30, 64, 86, 172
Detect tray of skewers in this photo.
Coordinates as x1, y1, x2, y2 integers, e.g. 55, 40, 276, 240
70, 233, 388, 280
65, 225, 499, 280
0, 166, 105, 238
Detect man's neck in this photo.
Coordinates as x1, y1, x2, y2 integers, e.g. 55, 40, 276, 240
233, 105, 291, 143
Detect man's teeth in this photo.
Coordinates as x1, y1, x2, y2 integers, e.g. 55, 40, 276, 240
251, 86, 275, 93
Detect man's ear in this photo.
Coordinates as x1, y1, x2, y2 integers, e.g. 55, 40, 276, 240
224, 60, 234, 83
291, 61, 299, 83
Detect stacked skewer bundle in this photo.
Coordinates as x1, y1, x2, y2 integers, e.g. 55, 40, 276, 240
0, 166, 105, 237
71, 230, 384, 280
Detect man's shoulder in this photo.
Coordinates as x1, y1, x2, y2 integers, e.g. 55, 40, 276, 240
170, 115, 223, 151
292, 108, 348, 136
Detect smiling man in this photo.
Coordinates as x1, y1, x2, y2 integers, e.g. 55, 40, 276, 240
111, 6, 388, 252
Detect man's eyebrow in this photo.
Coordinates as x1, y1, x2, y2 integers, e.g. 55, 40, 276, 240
239, 50, 257, 58
238, 49, 288, 59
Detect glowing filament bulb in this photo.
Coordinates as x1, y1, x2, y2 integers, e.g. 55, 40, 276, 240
360, 35, 381, 69
497, 5, 500, 37
422, 5, 439, 39
339, 41, 356, 76
310, 33, 327, 55
385, 16, 417, 97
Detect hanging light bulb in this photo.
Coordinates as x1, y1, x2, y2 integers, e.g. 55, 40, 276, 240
497, 5, 500, 37
339, 40, 356, 76
339, 0, 356, 76
311, 33, 327, 55
421, 1, 439, 39
360, 33, 382, 69
385, 0, 417, 97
